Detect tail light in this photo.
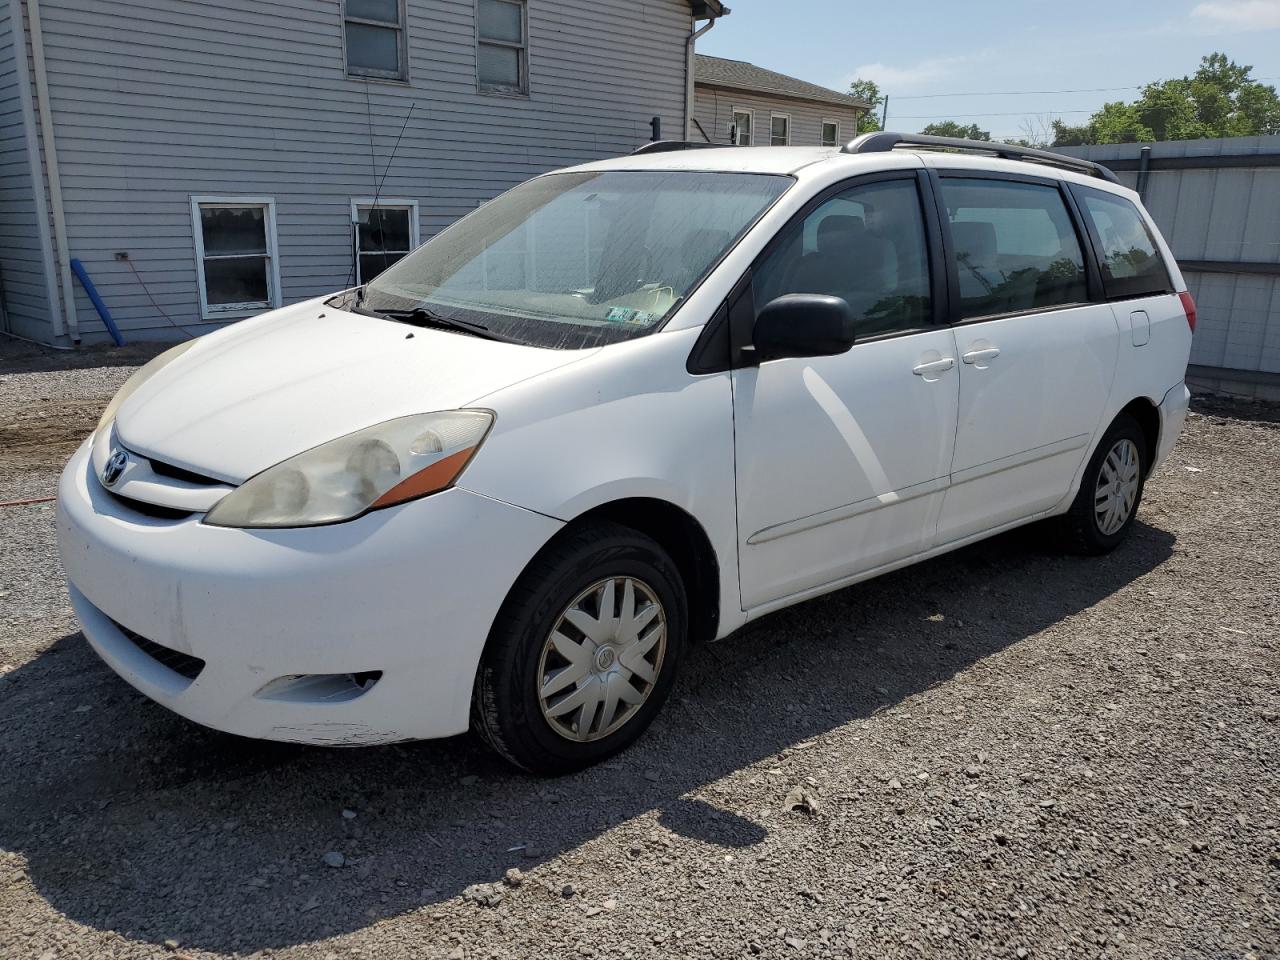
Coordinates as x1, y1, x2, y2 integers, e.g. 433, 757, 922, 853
1179, 291, 1197, 333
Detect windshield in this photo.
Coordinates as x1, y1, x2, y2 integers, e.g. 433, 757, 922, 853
360, 170, 792, 349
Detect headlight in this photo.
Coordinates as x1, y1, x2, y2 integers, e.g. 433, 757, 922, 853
97, 339, 199, 435
204, 411, 494, 529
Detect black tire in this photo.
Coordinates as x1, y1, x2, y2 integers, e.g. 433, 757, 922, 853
1060, 413, 1149, 555
471, 520, 687, 776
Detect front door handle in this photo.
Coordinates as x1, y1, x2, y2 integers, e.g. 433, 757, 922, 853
912, 357, 955, 377
961, 347, 1001, 366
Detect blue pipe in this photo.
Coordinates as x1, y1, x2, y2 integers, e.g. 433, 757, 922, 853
69, 257, 125, 346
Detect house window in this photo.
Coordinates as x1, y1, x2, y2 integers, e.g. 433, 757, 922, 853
477, 0, 528, 94
732, 108, 753, 146
770, 114, 790, 146
822, 119, 840, 147
352, 199, 419, 284
344, 0, 408, 81
190, 198, 280, 319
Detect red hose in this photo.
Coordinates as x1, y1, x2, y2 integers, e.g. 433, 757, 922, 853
0, 496, 56, 508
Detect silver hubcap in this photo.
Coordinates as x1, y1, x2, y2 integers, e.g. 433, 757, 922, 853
537, 577, 667, 743
1094, 438, 1141, 536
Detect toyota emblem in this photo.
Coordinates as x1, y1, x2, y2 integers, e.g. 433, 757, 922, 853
101, 449, 129, 487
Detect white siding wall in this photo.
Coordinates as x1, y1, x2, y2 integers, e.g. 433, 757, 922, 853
11, 0, 694, 343
0, 2, 50, 340
693, 85, 860, 149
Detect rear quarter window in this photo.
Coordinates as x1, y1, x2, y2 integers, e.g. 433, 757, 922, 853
1075, 188, 1173, 300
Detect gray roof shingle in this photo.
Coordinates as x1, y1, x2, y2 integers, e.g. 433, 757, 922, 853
695, 55, 869, 110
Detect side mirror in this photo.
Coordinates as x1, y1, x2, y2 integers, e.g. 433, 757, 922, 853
751, 294, 857, 363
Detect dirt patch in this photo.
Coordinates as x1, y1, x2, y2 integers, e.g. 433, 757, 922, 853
0, 338, 167, 376
0, 396, 114, 474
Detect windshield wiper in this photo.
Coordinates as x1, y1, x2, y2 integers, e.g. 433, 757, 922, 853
355, 303, 500, 340
385, 307, 491, 334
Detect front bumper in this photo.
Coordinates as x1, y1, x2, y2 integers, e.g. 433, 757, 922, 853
57, 438, 562, 745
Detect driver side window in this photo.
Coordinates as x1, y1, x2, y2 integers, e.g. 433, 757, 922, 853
753, 178, 933, 339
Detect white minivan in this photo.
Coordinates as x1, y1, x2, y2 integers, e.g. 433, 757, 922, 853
58, 133, 1194, 774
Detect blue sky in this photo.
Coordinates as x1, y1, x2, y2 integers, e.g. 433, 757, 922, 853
698, 0, 1280, 140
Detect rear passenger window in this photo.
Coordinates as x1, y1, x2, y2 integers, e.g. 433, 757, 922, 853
1076, 189, 1172, 300
938, 178, 1088, 321
753, 177, 933, 339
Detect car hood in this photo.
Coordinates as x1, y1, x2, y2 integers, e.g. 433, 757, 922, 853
114, 300, 594, 483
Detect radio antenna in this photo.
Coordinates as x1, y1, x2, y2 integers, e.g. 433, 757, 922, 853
348, 100, 417, 298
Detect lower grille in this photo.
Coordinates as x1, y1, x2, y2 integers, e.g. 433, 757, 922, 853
113, 620, 206, 681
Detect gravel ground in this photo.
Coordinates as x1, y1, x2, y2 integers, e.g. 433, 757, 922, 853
1, 341, 1277, 960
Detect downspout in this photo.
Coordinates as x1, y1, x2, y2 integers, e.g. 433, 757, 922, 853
1135, 145, 1152, 201
8, 0, 63, 340
685, 14, 717, 140
26, 0, 79, 342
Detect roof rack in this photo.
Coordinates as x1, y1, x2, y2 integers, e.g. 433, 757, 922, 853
631, 140, 734, 156
842, 132, 1120, 184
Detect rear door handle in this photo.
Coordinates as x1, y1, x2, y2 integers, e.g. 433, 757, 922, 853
912, 357, 955, 377
961, 347, 1001, 365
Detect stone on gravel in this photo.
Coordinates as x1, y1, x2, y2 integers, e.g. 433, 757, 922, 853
462, 883, 505, 908
784, 785, 822, 815
321, 851, 345, 869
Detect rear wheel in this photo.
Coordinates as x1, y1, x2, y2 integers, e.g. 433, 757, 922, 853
1060, 414, 1148, 555
471, 521, 687, 775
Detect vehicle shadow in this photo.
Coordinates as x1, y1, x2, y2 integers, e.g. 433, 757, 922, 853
1190, 392, 1280, 425
0, 520, 1175, 953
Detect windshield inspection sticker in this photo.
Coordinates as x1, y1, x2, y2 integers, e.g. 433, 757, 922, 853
605, 307, 659, 325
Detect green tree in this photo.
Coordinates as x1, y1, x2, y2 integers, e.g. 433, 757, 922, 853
1050, 120, 1092, 147
848, 78, 884, 133
1172, 52, 1280, 138
1092, 102, 1156, 143
920, 121, 992, 141
1053, 53, 1280, 146
1052, 103, 1154, 146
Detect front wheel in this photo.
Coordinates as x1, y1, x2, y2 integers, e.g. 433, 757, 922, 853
471, 521, 687, 775
1060, 414, 1149, 555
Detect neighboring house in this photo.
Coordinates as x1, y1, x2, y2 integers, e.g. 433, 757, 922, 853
0, 0, 725, 346
693, 54, 869, 150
